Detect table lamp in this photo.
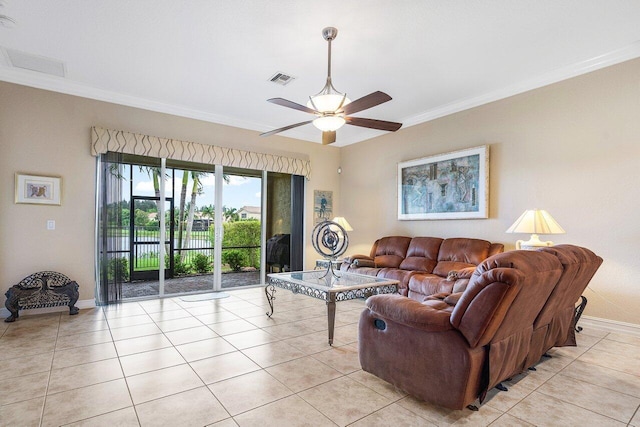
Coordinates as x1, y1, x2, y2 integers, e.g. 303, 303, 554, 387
506, 209, 565, 250
331, 216, 353, 232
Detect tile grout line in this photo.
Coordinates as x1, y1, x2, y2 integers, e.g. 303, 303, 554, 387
39, 312, 62, 427
500, 331, 619, 423
107, 303, 143, 427
7, 291, 635, 426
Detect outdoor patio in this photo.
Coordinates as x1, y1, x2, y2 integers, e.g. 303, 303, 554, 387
121, 271, 262, 299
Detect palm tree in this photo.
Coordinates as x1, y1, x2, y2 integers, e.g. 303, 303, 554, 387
138, 166, 162, 211
223, 206, 239, 222
176, 171, 190, 255
200, 204, 215, 219
182, 171, 207, 260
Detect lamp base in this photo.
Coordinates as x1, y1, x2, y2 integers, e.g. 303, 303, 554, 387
516, 234, 554, 250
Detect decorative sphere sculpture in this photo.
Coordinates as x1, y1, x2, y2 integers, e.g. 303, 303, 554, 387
312, 220, 349, 259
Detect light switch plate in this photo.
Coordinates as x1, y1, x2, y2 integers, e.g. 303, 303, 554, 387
47, 220, 55, 230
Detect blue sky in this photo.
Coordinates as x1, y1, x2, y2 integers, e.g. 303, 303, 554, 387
132, 168, 262, 210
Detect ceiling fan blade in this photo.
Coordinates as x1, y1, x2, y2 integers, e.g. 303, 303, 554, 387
260, 120, 313, 137
322, 131, 336, 145
341, 91, 392, 115
267, 98, 318, 115
345, 117, 403, 132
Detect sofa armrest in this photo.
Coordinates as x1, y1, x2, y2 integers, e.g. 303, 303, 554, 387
365, 294, 453, 332
353, 259, 376, 268
447, 266, 476, 280
342, 254, 373, 271
344, 254, 373, 263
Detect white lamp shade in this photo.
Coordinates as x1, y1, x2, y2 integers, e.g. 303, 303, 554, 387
307, 94, 351, 113
506, 209, 565, 234
331, 216, 353, 231
313, 116, 346, 131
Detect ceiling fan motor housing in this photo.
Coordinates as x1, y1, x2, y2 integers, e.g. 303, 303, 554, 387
322, 27, 338, 41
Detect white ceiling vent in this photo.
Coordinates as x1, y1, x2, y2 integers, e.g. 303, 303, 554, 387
5, 48, 65, 77
269, 72, 295, 86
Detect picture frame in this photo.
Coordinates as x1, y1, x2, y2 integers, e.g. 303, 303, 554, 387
398, 145, 489, 220
313, 190, 333, 225
15, 173, 62, 206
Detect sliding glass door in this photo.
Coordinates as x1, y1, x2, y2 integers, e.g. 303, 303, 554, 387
220, 168, 263, 289
97, 154, 300, 304
164, 165, 216, 295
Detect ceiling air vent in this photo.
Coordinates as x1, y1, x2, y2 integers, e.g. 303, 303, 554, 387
5, 48, 65, 77
269, 72, 295, 86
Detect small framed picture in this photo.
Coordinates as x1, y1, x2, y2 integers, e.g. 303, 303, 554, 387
313, 190, 333, 225
15, 173, 62, 205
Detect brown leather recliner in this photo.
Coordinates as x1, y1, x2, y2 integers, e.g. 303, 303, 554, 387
359, 250, 563, 410
524, 245, 603, 368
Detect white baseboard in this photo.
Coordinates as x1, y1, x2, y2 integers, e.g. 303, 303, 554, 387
579, 315, 640, 337
1, 299, 96, 319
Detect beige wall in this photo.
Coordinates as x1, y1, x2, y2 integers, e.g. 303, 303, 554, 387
3, 56, 639, 325
340, 58, 640, 325
0, 82, 341, 302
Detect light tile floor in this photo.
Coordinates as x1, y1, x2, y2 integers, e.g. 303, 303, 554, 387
1, 287, 639, 426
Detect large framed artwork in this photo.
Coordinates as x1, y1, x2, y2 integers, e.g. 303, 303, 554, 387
15, 173, 62, 206
398, 145, 489, 220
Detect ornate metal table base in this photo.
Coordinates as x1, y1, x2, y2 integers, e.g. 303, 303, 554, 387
265, 284, 277, 318
266, 271, 398, 345
574, 295, 587, 333
4, 271, 79, 322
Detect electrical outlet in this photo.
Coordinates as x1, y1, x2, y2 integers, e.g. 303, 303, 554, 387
47, 220, 55, 230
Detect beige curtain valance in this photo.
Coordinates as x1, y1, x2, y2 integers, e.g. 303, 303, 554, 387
91, 126, 311, 178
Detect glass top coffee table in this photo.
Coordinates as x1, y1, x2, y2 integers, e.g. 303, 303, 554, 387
266, 270, 398, 345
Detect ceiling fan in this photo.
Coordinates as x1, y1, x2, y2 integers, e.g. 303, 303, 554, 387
260, 27, 402, 145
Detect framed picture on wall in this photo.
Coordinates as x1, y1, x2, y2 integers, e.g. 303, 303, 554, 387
313, 190, 333, 225
397, 145, 489, 220
15, 173, 62, 205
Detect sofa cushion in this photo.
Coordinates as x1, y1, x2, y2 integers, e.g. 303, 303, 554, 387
432, 238, 492, 277
398, 237, 443, 273
376, 268, 416, 296
364, 294, 454, 331
408, 273, 457, 302
373, 236, 412, 268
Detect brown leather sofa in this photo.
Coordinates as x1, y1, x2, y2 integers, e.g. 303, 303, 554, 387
341, 236, 504, 298
358, 245, 602, 410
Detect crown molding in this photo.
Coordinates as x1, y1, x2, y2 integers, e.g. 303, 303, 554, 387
0, 66, 273, 132
2, 41, 640, 146
402, 40, 640, 129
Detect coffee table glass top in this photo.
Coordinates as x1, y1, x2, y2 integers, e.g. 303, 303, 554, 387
268, 270, 396, 292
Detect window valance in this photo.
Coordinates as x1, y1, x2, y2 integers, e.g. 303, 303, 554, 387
90, 126, 311, 178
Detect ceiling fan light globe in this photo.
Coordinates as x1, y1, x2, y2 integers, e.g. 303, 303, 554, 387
307, 93, 351, 113
313, 116, 346, 132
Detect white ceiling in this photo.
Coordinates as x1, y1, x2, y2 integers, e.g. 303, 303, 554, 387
1, 1, 640, 146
